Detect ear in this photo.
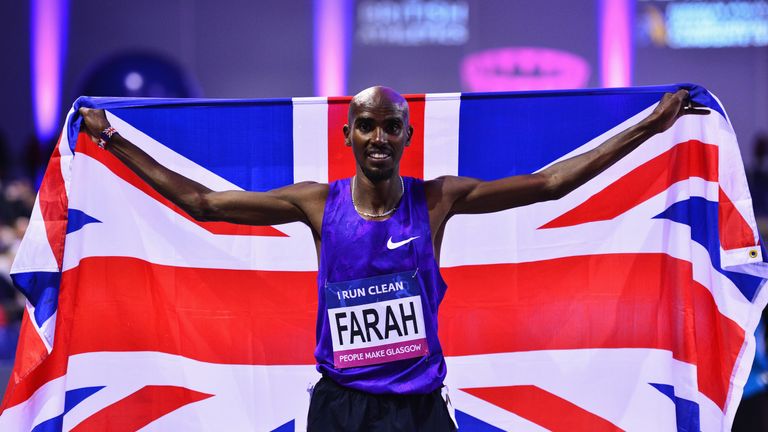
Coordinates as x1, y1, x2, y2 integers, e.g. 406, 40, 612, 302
405, 125, 414, 147
343, 124, 351, 147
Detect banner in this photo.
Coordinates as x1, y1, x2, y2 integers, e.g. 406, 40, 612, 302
2, 85, 767, 431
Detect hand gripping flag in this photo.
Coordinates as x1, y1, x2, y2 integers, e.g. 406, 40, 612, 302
2, 85, 766, 431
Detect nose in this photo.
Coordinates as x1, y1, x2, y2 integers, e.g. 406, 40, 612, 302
372, 126, 387, 144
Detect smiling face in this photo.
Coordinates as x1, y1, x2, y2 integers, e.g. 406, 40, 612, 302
344, 86, 413, 182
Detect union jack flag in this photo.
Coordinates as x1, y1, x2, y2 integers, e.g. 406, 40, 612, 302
2, 85, 766, 431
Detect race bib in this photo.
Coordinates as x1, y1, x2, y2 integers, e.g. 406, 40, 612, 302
325, 270, 428, 368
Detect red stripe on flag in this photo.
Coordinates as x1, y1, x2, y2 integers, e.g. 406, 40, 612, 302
28, 254, 740, 411
77, 134, 287, 237
440, 254, 743, 410
327, 95, 425, 182
39, 136, 69, 269
70, 385, 213, 431
64, 256, 318, 365
403, 95, 425, 179
327, 97, 353, 182
718, 187, 757, 250
541, 140, 718, 229
463, 385, 624, 431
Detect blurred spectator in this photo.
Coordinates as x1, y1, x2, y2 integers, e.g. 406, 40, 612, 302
747, 133, 768, 217
0, 179, 35, 225
22, 135, 54, 187
0, 130, 10, 181
0, 178, 35, 361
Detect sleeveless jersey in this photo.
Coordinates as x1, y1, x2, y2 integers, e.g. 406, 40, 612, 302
315, 176, 448, 394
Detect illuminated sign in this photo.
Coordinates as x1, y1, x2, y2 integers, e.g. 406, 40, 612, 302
461, 47, 591, 92
356, 0, 469, 46
638, 1, 768, 48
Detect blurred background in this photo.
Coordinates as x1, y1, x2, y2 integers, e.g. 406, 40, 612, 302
0, 0, 767, 428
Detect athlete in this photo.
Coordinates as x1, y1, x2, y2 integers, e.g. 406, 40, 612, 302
79, 86, 706, 431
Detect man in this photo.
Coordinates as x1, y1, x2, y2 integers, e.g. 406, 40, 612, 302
79, 86, 705, 430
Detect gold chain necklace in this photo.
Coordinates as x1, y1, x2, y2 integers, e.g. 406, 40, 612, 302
351, 175, 404, 218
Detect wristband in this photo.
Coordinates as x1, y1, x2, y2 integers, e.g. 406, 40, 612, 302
98, 127, 118, 149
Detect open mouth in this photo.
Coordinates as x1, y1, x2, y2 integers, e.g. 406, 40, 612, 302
366, 147, 393, 161
368, 152, 391, 160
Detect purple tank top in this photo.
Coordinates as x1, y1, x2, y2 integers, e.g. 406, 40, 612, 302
315, 176, 448, 394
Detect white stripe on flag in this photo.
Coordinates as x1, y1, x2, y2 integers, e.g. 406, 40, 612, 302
26, 304, 55, 352
10, 196, 59, 274
293, 97, 329, 183
63, 351, 320, 431
445, 349, 725, 431
424, 93, 461, 179
58, 108, 75, 196
63, 154, 318, 272
0, 375, 67, 431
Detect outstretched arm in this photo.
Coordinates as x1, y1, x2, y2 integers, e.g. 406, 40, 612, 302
79, 108, 326, 228
434, 89, 708, 215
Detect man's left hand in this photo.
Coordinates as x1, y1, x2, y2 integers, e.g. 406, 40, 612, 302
645, 89, 710, 134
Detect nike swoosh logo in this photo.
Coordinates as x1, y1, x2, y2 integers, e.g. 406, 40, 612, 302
387, 236, 420, 250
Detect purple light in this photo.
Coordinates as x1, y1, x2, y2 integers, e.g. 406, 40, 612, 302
31, 0, 69, 142
598, 0, 633, 88
314, 0, 351, 96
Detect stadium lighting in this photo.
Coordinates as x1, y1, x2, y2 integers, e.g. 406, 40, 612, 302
599, 0, 633, 87
31, 0, 69, 142
314, 0, 352, 96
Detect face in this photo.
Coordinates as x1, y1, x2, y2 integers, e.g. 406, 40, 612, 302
344, 87, 413, 182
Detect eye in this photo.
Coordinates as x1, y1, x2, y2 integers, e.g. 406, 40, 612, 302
357, 120, 372, 132
386, 122, 402, 134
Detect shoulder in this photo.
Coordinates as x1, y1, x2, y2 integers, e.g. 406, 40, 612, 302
424, 176, 479, 198
271, 181, 330, 230
422, 176, 480, 213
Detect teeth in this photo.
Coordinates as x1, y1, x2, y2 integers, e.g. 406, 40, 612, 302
369, 153, 389, 159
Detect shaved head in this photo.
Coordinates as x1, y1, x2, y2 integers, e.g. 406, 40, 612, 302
348, 86, 410, 124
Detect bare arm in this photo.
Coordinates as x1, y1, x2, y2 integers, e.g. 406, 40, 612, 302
79, 108, 327, 228
432, 89, 708, 216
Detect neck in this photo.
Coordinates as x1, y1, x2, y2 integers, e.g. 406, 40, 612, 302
352, 172, 403, 216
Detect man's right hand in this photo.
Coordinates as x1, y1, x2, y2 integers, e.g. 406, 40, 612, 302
79, 108, 111, 143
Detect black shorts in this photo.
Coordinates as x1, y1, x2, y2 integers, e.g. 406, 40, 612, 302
307, 376, 457, 431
